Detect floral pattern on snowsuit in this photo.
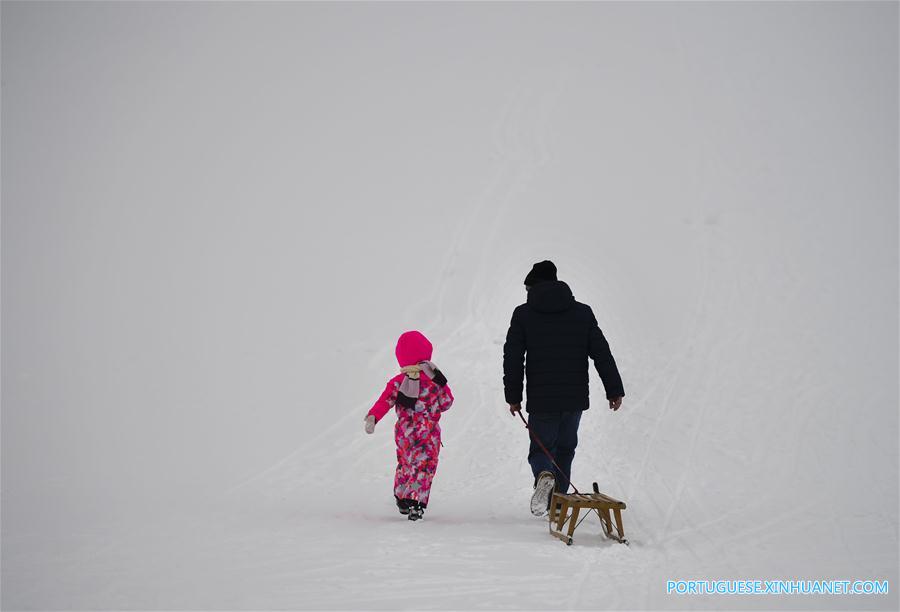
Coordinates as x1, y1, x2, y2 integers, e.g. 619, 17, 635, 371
369, 373, 454, 506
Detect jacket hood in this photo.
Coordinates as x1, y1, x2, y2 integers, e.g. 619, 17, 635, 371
395, 330, 433, 367
527, 280, 575, 313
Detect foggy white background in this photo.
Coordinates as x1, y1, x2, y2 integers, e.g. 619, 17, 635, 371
2, 2, 897, 610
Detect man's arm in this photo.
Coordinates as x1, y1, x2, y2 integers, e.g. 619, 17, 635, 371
587, 307, 625, 407
503, 308, 526, 412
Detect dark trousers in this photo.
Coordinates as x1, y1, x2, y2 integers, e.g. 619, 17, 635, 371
527, 410, 582, 494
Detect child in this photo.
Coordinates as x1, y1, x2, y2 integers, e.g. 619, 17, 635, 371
364, 330, 453, 521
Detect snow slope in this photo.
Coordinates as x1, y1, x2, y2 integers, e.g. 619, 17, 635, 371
2, 2, 897, 610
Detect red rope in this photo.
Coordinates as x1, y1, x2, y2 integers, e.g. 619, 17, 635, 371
516, 410, 580, 495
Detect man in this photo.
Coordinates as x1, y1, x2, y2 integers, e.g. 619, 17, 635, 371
503, 260, 625, 516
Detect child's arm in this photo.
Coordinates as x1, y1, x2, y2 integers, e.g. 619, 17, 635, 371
438, 383, 454, 413
367, 376, 401, 423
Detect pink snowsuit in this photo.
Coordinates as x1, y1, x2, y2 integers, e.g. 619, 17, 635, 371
368, 331, 453, 506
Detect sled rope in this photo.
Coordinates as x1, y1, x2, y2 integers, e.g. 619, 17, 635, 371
516, 411, 580, 495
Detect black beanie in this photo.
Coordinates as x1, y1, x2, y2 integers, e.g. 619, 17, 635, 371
524, 260, 557, 287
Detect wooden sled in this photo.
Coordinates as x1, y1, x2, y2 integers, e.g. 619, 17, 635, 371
548, 482, 628, 546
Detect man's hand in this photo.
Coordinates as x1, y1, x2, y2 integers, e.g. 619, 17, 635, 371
608, 397, 623, 411
509, 403, 522, 416
364, 414, 376, 434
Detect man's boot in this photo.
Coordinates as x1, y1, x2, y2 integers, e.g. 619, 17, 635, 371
531, 471, 556, 517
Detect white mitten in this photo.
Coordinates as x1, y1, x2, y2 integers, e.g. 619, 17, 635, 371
364, 415, 376, 434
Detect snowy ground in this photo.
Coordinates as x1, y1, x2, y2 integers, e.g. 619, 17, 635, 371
2, 3, 898, 610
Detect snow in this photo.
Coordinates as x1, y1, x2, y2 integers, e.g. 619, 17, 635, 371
2, 2, 898, 610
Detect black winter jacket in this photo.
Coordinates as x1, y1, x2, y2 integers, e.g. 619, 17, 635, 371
503, 280, 624, 413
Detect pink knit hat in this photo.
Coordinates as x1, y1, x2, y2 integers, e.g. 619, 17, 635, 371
395, 330, 433, 367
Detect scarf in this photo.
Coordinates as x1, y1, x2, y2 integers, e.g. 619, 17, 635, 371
396, 361, 448, 409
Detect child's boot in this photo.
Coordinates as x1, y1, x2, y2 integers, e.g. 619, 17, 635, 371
407, 501, 425, 521
396, 497, 412, 515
